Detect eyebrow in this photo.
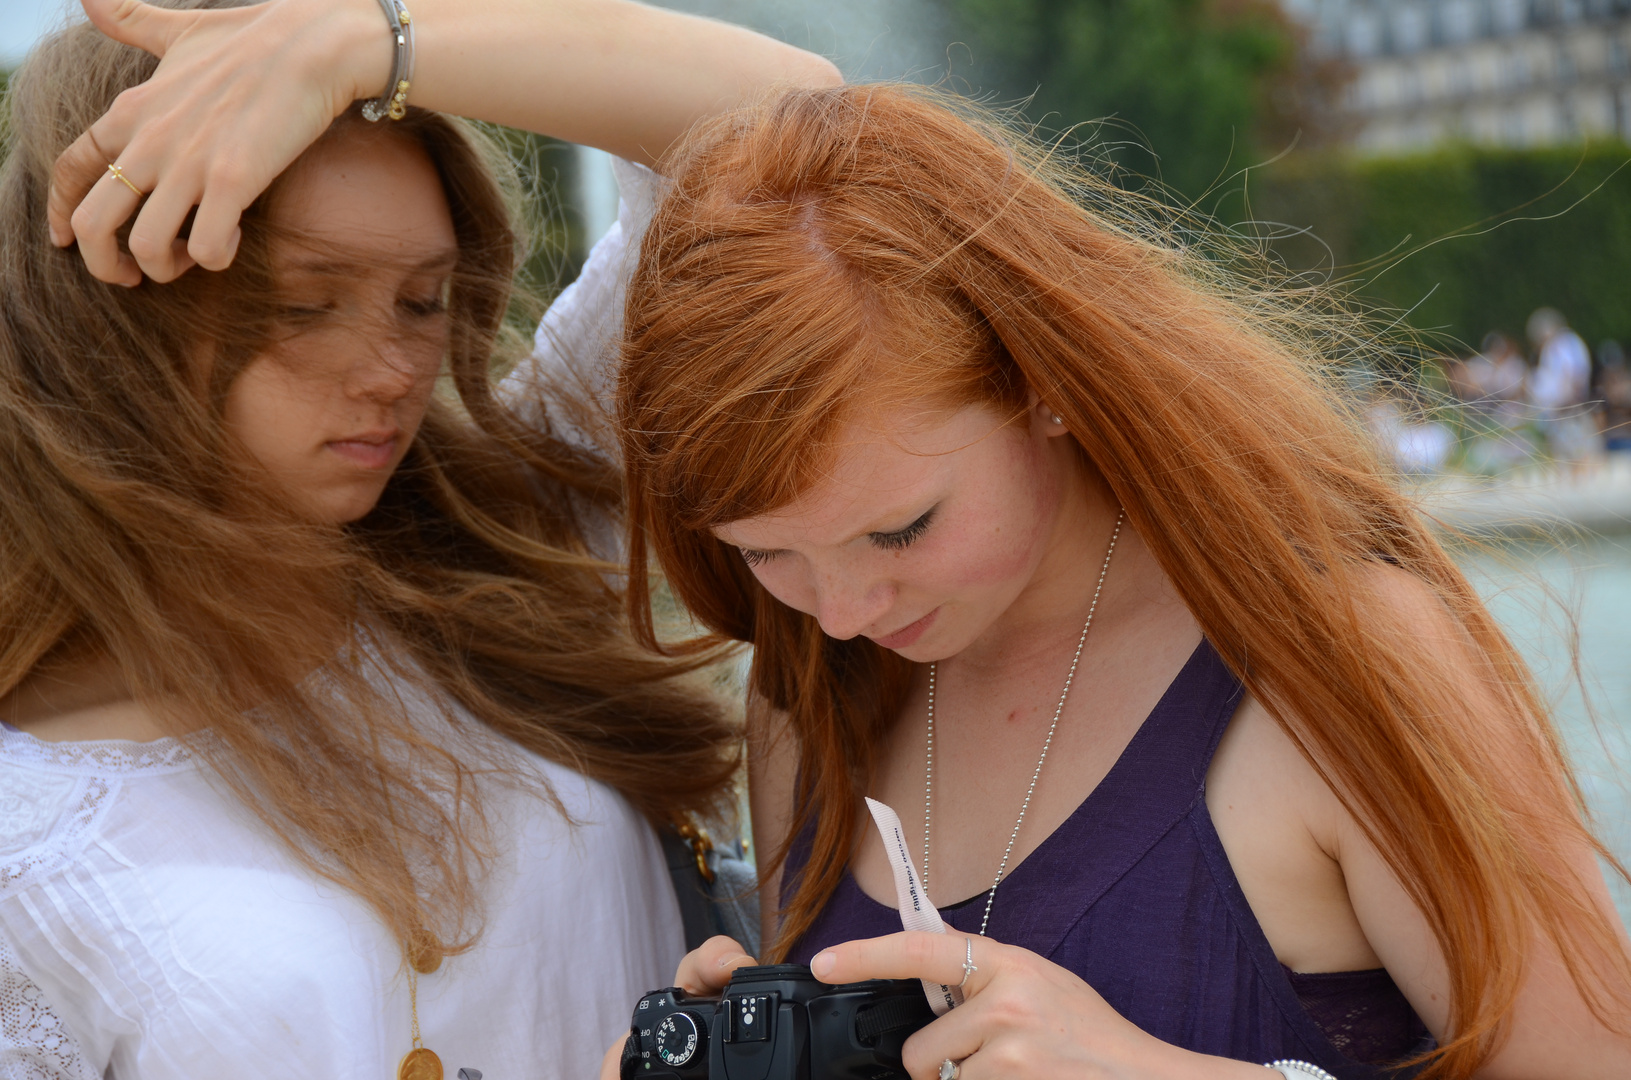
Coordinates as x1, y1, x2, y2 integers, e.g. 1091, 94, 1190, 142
284, 248, 460, 276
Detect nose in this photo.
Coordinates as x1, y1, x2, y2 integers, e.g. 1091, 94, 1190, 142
808, 565, 896, 642
346, 339, 423, 405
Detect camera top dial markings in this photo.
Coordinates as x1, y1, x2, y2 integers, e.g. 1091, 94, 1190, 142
655, 1012, 702, 1066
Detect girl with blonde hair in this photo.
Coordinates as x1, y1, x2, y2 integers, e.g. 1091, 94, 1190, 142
0, 1, 834, 1077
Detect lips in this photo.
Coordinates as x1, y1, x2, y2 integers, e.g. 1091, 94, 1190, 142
325, 431, 398, 470
871, 607, 938, 651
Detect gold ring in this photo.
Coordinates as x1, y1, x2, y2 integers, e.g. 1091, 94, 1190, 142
106, 163, 142, 197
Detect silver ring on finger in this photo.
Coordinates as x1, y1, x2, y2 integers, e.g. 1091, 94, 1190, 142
938, 1059, 962, 1080
958, 936, 977, 989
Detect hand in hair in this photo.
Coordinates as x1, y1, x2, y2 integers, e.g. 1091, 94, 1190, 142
48, 0, 841, 287
808, 932, 1266, 1080
49, 0, 390, 286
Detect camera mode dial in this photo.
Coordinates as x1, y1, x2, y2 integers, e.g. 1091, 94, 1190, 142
655, 1011, 702, 1067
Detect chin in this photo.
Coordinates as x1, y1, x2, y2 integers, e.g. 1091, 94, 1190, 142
898, 623, 987, 665
304, 485, 388, 525
883, 633, 952, 664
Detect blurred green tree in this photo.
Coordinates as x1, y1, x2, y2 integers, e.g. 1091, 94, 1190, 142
1244, 144, 1631, 353
936, 0, 1344, 199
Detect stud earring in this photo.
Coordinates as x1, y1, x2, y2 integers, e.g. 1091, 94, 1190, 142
1049, 413, 1064, 425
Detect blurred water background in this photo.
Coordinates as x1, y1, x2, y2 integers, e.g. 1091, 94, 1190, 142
4, 0, 1630, 920
1459, 534, 1631, 923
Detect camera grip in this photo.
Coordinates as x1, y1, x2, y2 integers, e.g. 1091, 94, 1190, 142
619, 1031, 641, 1080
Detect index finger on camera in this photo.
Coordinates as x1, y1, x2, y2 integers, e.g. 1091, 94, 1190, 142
814, 931, 995, 995
674, 935, 757, 996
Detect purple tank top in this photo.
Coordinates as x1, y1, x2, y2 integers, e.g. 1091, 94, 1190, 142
780, 640, 1431, 1080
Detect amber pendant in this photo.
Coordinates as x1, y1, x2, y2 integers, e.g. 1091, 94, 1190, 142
398, 1047, 443, 1080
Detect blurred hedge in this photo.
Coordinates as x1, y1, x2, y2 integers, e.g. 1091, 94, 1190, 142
1224, 142, 1631, 353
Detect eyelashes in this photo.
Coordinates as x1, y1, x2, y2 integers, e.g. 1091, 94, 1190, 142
870, 507, 936, 551
399, 294, 447, 318
735, 507, 938, 567
272, 285, 447, 327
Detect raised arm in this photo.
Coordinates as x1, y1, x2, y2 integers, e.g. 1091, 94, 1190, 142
48, 0, 839, 285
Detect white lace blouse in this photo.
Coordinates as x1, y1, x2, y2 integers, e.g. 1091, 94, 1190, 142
0, 160, 678, 1080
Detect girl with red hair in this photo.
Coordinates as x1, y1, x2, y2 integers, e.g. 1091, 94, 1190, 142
616, 86, 1631, 1080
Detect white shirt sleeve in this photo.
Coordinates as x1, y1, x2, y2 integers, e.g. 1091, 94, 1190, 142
0, 935, 96, 1080
498, 157, 671, 457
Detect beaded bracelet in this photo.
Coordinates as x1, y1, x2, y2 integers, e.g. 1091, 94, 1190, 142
1265, 1060, 1339, 1080
361, 0, 414, 122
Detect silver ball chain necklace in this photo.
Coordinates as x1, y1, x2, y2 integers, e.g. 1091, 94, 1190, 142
921, 508, 1123, 938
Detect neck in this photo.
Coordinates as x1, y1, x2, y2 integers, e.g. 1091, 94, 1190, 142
1, 642, 170, 743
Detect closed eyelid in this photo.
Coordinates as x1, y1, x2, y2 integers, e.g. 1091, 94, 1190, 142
867, 507, 937, 548
738, 546, 781, 568
732, 506, 937, 565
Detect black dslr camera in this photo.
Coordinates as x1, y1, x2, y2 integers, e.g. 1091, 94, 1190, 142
620, 964, 936, 1080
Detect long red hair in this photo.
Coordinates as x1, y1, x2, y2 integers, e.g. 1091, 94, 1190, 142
617, 85, 1630, 1075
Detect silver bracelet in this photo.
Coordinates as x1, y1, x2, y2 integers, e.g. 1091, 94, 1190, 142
360, 0, 414, 122
1265, 1061, 1338, 1080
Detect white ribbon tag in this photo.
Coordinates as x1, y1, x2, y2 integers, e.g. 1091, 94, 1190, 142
863, 796, 964, 1014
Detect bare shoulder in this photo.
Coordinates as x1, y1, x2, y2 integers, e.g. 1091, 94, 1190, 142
1349, 559, 1474, 642
1215, 560, 1631, 1074
1205, 561, 1512, 974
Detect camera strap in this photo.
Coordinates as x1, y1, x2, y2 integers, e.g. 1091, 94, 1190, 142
864, 797, 964, 1016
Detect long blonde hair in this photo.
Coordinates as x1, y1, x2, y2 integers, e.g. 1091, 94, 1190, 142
617, 84, 1631, 1075
0, 3, 739, 967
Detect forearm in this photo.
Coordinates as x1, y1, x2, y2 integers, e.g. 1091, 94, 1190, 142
343, 0, 841, 163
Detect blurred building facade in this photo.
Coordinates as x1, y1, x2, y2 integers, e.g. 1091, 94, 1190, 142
1283, 0, 1631, 151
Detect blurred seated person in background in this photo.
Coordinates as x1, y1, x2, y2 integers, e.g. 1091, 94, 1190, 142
1595, 342, 1631, 455
1526, 308, 1592, 414
1449, 332, 1527, 412
1526, 308, 1600, 468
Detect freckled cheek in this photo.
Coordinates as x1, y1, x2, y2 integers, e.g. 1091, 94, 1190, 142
922, 519, 1040, 595
747, 563, 819, 616
930, 471, 1057, 595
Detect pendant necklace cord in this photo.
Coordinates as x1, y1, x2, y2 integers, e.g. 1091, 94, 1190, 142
923, 508, 1124, 938
408, 965, 422, 1050
397, 955, 442, 1080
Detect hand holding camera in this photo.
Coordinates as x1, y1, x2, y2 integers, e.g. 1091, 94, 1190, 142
620, 963, 934, 1080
